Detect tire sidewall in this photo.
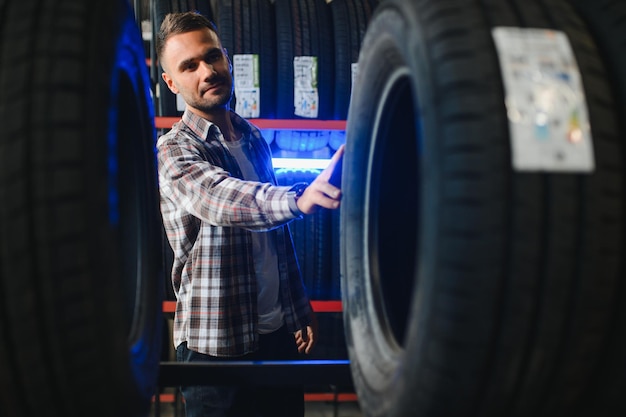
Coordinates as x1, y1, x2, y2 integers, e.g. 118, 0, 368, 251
342, 2, 438, 416
88, 1, 162, 412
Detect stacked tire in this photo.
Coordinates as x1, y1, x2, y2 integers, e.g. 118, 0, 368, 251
151, 0, 379, 125
214, 0, 277, 119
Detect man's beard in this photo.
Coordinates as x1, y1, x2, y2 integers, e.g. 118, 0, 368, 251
187, 79, 233, 113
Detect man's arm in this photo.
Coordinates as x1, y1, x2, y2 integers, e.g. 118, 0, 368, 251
158, 137, 300, 229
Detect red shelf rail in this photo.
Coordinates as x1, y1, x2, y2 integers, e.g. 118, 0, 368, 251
155, 116, 346, 131
162, 300, 342, 314
152, 392, 357, 404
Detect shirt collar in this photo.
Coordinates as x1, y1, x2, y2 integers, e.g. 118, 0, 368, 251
181, 109, 252, 142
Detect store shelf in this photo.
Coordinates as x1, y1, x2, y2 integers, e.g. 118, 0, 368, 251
152, 392, 357, 404
155, 117, 346, 131
153, 116, 351, 412
157, 359, 352, 387
162, 300, 342, 314
156, 300, 354, 410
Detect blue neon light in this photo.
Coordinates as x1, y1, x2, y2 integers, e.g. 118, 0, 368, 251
272, 158, 331, 170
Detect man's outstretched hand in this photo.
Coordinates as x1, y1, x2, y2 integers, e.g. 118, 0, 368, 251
296, 145, 344, 215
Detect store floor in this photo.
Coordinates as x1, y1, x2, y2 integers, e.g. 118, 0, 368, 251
150, 389, 364, 417
151, 401, 364, 417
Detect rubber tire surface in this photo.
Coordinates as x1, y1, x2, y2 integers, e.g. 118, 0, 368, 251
340, 0, 624, 416
276, 168, 336, 300
564, 1, 626, 415
329, 0, 378, 120
214, 0, 277, 118
275, 0, 335, 119
0, 1, 163, 416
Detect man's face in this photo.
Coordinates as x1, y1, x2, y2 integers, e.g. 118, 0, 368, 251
160, 28, 233, 114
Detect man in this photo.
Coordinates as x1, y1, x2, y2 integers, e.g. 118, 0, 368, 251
155, 11, 344, 417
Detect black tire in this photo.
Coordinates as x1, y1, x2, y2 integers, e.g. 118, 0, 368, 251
214, 0, 277, 118
0, 1, 163, 417
275, 0, 335, 120
152, 0, 181, 117
340, 0, 624, 416
329, 0, 378, 120
563, 1, 626, 415
275, 168, 336, 300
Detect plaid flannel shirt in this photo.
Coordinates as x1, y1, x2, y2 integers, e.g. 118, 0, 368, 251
157, 109, 312, 357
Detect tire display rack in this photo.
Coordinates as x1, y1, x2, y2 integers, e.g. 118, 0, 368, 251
153, 116, 355, 416
147, 0, 366, 411
148, 0, 377, 122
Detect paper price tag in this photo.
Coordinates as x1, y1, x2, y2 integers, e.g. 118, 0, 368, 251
293, 56, 319, 118
234, 54, 260, 118
492, 27, 594, 172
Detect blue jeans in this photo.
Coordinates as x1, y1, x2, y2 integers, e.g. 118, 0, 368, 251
176, 326, 304, 417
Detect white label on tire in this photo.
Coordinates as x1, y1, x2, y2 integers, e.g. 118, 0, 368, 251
293, 56, 319, 118
234, 54, 260, 118
492, 27, 594, 172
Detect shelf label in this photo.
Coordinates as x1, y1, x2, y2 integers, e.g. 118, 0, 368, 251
234, 54, 260, 118
294, 56, 319, 118
492, 27, 594, 172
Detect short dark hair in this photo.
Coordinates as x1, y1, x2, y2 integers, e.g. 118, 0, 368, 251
156, 12, 220, 63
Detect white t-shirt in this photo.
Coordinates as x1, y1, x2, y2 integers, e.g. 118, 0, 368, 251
225, 137, 284, 334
